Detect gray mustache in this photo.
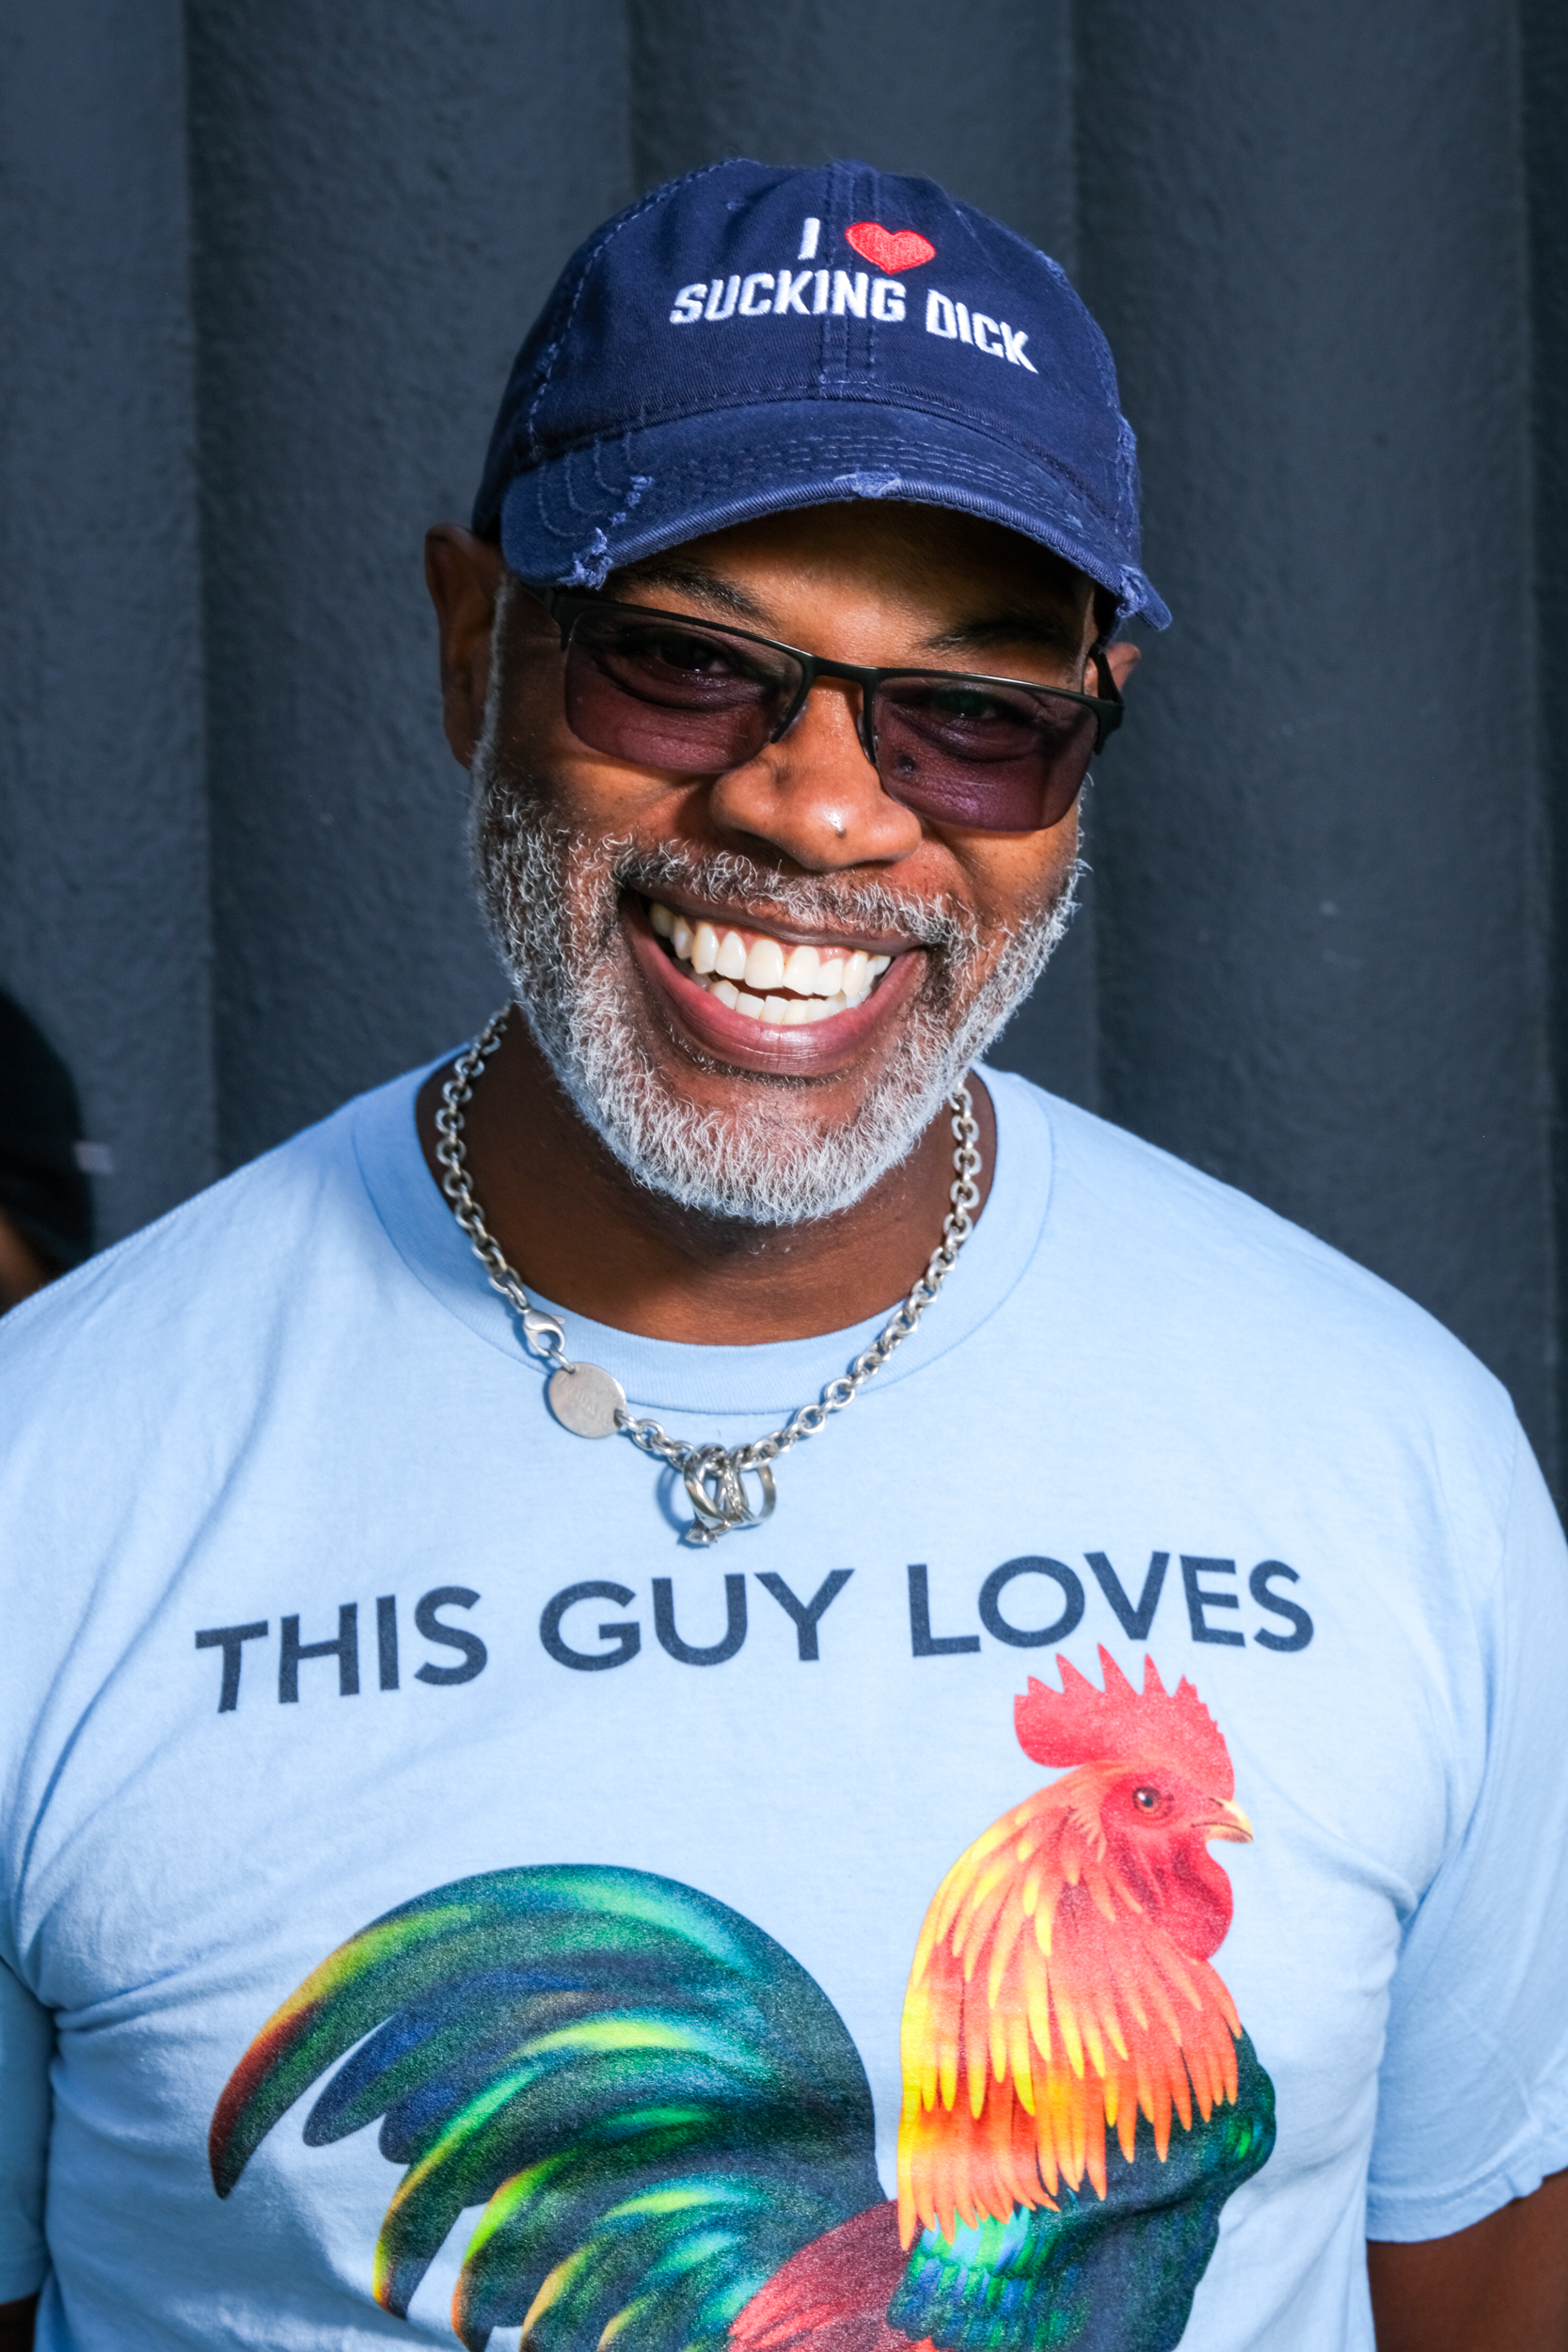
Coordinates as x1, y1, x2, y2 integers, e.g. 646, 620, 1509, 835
613, 844, 980, 956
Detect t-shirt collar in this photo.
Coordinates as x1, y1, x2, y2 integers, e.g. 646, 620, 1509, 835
352, 1057, 1053, 1420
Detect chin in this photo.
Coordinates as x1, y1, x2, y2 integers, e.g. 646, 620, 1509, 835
515, 963, 958, 1227
471, 751, 1076, 1227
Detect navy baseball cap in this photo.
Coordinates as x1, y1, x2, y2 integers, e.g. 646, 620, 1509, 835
473, 158, 1169, 630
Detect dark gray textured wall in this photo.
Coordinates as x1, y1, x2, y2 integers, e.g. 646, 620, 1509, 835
1078, 3, 1554, 1438
186, 2, 632, 1168
1526, 0, 1568, 1443
0, 0, 213, 1237
4, 2, 1564, 1483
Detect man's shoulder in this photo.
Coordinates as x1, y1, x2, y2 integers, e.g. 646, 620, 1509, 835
992, 1068, 1515, 1426
0, 1069, 420, 1409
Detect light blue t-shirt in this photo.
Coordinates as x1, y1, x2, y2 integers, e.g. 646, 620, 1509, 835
2, 1065, 1566, 2352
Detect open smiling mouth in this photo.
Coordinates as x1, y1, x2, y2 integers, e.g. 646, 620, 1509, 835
645, 901, 894, 1028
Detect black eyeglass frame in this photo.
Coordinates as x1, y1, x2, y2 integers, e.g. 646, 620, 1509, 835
522, 582, 1125, 770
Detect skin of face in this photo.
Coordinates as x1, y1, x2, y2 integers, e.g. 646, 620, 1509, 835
420, 500, 1137, 1343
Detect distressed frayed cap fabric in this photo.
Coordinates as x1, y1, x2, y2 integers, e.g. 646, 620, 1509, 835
473, 158, 1170, 630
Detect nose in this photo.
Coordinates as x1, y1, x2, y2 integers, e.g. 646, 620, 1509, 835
705, 674, 926, 872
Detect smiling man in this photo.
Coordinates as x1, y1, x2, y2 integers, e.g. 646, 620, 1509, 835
418, 499, 1117, 1400
2, 162, 1567, 2352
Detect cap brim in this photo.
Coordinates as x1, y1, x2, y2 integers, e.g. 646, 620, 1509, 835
496, 400, 1170, 630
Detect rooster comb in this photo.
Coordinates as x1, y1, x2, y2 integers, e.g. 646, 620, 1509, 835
1014, 1647, 1234, 1796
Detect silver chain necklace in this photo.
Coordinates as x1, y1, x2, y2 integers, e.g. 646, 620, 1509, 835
435, 1006, 982, 1545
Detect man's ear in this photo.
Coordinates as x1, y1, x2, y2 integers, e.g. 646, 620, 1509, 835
424, 524, 506, 769
1102, 641, 1141, 694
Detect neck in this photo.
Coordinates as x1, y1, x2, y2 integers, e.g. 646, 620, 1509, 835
415, 1011, 995, 1345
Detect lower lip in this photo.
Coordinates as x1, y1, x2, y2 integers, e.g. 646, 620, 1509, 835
625, 907, 925, 1073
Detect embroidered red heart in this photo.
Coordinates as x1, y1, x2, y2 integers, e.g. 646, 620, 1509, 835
846, 221, 936, 275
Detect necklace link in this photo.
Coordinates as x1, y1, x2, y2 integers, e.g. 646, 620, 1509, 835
436, 1007, 981, 1544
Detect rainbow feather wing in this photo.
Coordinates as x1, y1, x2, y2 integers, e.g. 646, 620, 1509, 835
888, 2032, 1275, 2352
210, 1866, 882, 2352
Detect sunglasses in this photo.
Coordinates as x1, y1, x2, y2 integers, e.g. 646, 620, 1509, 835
522, 585, 1123, 834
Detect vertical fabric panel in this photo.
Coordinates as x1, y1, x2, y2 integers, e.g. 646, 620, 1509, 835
186, 1, 633, 1169
1524, 0, 1568, 1481
629, 0, 1073, 238
1076, 3, 1555, 1467
626, 0, 1098, 1107
0, 0, 213, 1241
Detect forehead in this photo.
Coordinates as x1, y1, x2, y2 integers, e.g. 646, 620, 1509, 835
608, 500, 1093, 630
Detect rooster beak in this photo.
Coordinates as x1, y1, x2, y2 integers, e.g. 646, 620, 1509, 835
1208, 1799, 1254, 1844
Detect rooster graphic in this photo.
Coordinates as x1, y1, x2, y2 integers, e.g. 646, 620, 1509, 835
211, 1650, 1275, 2352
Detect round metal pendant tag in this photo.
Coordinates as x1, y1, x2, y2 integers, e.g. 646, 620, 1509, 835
547, 1359, 627, 1439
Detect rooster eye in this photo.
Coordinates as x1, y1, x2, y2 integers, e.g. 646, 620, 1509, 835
1132, 1786, 1162, 1812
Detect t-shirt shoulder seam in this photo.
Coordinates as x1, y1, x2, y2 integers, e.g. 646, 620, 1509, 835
1018, 1077, 1517, 1403
0, 1094, 369, 1359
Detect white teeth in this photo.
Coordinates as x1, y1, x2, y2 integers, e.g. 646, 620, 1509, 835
781, 944, 820, 993
744, 935, 786, 991
686, 973, 857, 1025
651, 900, 899, 1026
716, 930, 749, 981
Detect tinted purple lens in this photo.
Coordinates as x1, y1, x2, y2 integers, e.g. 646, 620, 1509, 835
872, 676, 1098, 832
562, 610, 799, 772
558, 609, 1098, 832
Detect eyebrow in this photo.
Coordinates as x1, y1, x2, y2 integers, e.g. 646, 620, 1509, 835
919, 609, 1085, 663
609, 562, 1085, 665
609, 559, 768, 624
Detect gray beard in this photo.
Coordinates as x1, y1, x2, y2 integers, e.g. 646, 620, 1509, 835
470, 735, 1079, 1228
